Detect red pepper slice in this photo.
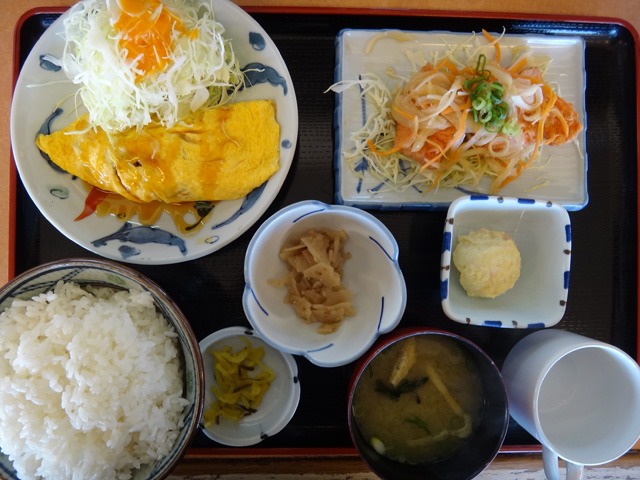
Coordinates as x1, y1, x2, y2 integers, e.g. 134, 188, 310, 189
75, 187, 109, 221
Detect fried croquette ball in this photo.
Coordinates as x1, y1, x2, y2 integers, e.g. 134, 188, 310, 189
452, 228, 521, 298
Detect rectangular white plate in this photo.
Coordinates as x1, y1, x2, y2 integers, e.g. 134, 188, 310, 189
333, 29, 588, 211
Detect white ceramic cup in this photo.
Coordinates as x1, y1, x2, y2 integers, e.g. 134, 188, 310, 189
502, 329, 640, 480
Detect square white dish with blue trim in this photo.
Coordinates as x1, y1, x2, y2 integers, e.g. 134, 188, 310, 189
332, 28, 588, 211
242, 200, 407, 368
441, 195, 571, 328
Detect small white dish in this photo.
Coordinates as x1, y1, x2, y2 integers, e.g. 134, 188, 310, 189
243, 200, 407, 368
441, 195, 572, 328
333, 29, 587, 211
199, 326, 300, 447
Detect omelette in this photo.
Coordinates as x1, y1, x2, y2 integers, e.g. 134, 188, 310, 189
36, 100, 280, 203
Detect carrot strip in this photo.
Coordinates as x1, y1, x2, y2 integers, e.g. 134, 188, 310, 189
432, 57, 461, 76
419, 100, 471, 172
443, 99, 471, 145
439, 147, 462, 171
499, 165, 524, 189
367, 139, 404, 156
551, 107, 569, 136
523, 84, 557, 168
482, 29, 501, 63
392, 105, 417, 120
507, 55, 528, 73
419, 145, 447, 170
425, 170, 444, 192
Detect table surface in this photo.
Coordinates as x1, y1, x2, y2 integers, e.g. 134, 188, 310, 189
2, 0, 640, 478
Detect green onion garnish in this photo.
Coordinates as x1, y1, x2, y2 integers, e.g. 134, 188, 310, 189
465, 54, 519, 136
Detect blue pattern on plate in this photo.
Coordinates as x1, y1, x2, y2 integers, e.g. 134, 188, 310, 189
39, 54, 62, 71
211, 183, 267, 229
119, 245, 141, 259
292, 206, 326, 223
307, 343, 334, 353
442, 231, 452, 252
249, 31, 266, 51
37, 108, 68, 173
468, 194, 491, 201
483, 320, 503, 327
440, 279, 448, 301
92, 222, 187, 256
376, 297, 385, 330
369, 235, 394, 261
50, 187, 69, 199
250, 287, 268, 316
353, 159, 367, 194
242, 62, 288, 95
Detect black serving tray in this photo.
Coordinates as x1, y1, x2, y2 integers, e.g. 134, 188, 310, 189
13, 7, 638, 455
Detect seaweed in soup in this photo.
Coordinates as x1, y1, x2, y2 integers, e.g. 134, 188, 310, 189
352, 335, 484, 464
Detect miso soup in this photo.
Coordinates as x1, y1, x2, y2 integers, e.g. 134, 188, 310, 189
351, 335, 484, 464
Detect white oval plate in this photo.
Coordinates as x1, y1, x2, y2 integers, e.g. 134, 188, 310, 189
10, 0, 298, 264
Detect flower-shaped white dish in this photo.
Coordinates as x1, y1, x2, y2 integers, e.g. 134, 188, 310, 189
10, 0, 297, 265
441, 195, 572, 328
243, 200, 407, 368
199, 326, 300, 447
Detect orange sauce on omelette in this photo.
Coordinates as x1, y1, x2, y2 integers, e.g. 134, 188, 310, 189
79, 184, 215, 234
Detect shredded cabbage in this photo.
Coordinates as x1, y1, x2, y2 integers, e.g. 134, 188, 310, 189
62, 0, 244, 132
328, 74, 462, 195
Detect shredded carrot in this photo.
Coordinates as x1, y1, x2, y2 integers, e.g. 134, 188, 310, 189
425, 170, 444, 192
419, 99, 471, 172
392, 105, 417, 120
551, 107, 569, 136
507, 55, 529, 73
419, 141, 448, 170
367, 139, 404, 156
439, 105, 455, 115
432, 56, 461, 76
523, 84, 557, 168
439, 146, 463, 171
499, 164, 524, 189
482, 29, 501, 63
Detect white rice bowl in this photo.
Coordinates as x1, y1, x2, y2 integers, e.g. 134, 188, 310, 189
0, 280, 190, 480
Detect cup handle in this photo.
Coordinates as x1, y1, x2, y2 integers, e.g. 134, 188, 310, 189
543, 446, 584, 480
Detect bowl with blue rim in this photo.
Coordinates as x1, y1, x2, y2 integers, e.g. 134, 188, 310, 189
0, 258, 204, 480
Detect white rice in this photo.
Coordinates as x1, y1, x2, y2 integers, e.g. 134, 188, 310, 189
0, 280, 190, 480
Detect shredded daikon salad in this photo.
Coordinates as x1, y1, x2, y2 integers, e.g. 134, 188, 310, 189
329, 30, 583, 195
62, 0, 244, 132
